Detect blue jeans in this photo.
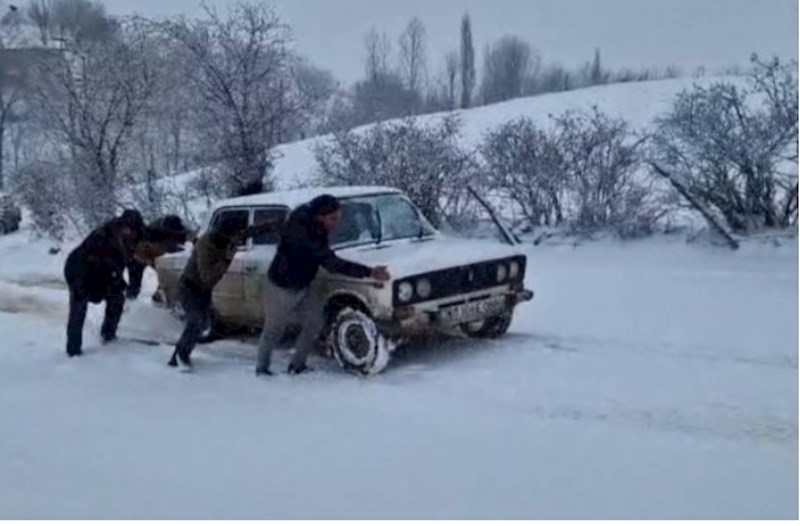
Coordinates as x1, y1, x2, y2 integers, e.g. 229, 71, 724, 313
172, 281, 213, 361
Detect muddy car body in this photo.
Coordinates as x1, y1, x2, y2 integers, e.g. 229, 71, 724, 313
154, 186, 533, 374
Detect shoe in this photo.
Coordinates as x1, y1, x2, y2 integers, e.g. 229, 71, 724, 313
66, 349, 83, 358
255, 367, 273, 377
167, 352, 178, 367
177, 351, 193, 372
287, 363, 313, 375
101, 333, 117, 344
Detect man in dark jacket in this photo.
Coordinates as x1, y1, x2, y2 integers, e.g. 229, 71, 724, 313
63, 209, 145, 357
169, 216, 278, 371
126, 215, 195, 300
255, 194, 391, 376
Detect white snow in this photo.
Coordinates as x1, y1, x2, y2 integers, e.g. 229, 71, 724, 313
0, 78, 796, 519
0, 225, 795, 519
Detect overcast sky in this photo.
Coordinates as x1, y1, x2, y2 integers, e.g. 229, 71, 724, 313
99, 0, 798, 84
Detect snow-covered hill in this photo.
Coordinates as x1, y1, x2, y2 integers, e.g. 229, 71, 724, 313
268, 76, 743, 190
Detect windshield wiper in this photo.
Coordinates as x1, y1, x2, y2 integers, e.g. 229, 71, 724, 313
374, 208, 383, 245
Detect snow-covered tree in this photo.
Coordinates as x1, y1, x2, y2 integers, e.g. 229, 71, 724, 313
28, 17, 157, 225
652, 55, 798, 232
313, 116, 477, 226
158, 2, 296, 197
482, 110, 665, 238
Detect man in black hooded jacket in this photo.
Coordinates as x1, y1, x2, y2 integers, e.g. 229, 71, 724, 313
63, 209, 145, 357
255, 194, 391, 376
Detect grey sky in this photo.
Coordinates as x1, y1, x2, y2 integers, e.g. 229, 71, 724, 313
99, 0, 798, 84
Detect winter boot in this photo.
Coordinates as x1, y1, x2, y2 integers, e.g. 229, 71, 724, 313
176, 351, 193, 373
287, 363, 313, 375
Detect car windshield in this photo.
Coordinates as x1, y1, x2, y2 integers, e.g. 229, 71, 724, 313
331, 193, 436, 247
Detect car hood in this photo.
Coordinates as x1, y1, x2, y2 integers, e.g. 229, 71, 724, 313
337, 236, 523, 278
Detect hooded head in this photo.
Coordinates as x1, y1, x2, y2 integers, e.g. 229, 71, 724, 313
308, 194, 341, 233
118, 209, 145, 239
160, 215, 185, 233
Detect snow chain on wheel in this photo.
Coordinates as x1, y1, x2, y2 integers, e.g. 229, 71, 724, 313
461, 310, 513, 339
330, 308, 393, 376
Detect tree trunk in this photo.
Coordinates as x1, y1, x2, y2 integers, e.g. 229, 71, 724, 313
651, 162, 739, 250
781, 183, 798, 227
0, 122, 4, 191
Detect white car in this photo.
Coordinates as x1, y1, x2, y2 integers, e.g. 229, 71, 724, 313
154, 186, 533, 374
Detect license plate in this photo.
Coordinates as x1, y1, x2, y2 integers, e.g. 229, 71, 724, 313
440, 297, 504, 323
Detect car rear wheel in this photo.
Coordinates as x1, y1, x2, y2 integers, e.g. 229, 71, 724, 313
460, 310, 513, 339
328, 308, 393, 376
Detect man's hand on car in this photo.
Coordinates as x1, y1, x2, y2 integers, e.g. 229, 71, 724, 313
370, 265, 391, 282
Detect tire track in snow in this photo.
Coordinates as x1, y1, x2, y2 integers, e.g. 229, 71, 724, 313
385, 333, 797, 447
0, 280, 67, 318
528, 332, 798, 371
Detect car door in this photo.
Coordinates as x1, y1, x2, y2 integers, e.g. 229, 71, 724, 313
206, 207, 250, 321
242, 206, 289, 326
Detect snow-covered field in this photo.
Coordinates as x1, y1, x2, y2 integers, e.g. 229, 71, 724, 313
0, 226, 796, 519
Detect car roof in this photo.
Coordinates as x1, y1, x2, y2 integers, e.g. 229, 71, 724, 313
212, 185, 402, 211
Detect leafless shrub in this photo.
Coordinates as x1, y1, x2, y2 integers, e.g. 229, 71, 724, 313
481, 110, 667, 238
651, 55, 798, 232
313, 115, 477, 227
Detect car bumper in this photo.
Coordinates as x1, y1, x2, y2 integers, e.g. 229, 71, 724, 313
381, 288, 534, 335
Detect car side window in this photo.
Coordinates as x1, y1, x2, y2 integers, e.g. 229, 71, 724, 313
209, 209, 250, 247
252, 207, 288, 246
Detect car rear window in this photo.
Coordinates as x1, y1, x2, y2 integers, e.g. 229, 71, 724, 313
209, 208, 249, 247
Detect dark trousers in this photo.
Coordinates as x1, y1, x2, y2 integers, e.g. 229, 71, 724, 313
66, 287, 125, 356
172, 282, 213, 361
126, 260, 146, 300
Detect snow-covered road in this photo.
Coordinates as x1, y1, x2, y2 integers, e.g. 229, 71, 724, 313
0, 231, 796, 519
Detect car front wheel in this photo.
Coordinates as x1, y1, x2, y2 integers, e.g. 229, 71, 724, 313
460, 310, 513, 339
328, 308, 393, 376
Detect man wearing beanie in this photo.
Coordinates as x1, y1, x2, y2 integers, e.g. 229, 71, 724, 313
256, 194, 391, 376
63, 209, 145, 357
169, 215, 279, 371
